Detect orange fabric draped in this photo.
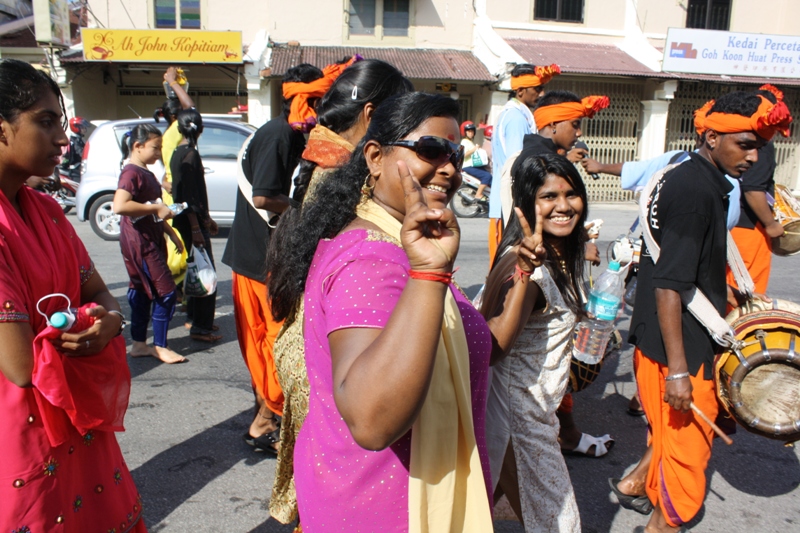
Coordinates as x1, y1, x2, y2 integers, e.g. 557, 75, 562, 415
533, 95, 610, 130
726, 224, 772, 294
510, 64, 561, 89
283, 56, 361, 132
635, 348, 718, 527
233, 272, 285, 415
694, 95, 793, 141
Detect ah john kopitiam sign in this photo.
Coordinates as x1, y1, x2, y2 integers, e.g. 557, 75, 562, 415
81, 29, 242, 63
663, 28, 800, 79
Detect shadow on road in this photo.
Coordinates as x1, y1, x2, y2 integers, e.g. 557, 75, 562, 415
132, 408, 275, 528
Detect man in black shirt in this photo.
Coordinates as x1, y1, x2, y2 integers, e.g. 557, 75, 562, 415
610, 91, 792, 533
221, 63, 323, 453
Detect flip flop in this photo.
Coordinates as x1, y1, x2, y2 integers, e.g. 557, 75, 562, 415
562, 433, 615, 458
609, 478, 654, 515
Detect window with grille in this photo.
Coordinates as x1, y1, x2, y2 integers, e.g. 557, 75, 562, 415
154, 0, 201, 29
347, 0, 410, 39
534, 0, 584, 23
685, 0, 730, 31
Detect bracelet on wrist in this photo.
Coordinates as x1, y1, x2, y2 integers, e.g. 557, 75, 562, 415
665, 372, 690, 382
515, 264, 533, 279
408, 269, 453, 284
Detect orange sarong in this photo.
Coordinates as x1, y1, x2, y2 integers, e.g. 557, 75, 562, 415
726, 224, 772, 294
635, 348, 717, 527
232, 272, 285, 416
488, 218, 504, 266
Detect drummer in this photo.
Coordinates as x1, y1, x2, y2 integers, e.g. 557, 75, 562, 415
610, 91, 792, 533
726, 85, 793, 294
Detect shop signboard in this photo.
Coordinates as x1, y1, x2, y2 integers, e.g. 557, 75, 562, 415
663, 28, 800, 79
33, 0, 71, 47
81, 29, 243, 63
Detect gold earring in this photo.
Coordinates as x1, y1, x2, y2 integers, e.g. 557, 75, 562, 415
361, 173, 375, 197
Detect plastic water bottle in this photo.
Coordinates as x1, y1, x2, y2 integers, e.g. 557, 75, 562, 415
50, 303, 97, 332
130, 200, 188, 223
573, 261, 625, 364
154, 202, 189, 222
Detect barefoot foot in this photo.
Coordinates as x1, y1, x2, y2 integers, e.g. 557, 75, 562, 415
130, 341, 157, 358
153, 346, 187, 364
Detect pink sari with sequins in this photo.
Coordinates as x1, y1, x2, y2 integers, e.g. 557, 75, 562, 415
0, 187, 145, 532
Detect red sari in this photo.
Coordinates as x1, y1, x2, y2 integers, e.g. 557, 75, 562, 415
0, 186, 146, 532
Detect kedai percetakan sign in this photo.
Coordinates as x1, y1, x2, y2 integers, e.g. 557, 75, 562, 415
81, 29, 242, 63
662, 28, 800, 79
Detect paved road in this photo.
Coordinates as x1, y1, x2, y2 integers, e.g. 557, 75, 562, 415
70, 203, 800, 532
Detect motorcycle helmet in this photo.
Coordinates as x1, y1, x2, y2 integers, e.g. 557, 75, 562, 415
69, 116, 90, 135
460, 120, 477, 137
482, 125, 493, 139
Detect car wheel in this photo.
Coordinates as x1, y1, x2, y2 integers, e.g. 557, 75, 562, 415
89, 193, 121, 241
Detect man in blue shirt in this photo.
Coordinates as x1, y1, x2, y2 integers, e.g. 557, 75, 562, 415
488, 63, 560, 263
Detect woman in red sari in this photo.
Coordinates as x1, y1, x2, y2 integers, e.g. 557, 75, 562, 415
0, 59, 146, 532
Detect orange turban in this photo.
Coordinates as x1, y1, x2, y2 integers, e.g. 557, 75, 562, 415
759, 84, 784, 102
694, 95, 793, 140
283, 55, 361, 132
533, 95, 610, 130
510, 64, 561, 90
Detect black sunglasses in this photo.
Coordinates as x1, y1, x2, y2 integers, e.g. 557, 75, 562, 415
385, 136, 465, 171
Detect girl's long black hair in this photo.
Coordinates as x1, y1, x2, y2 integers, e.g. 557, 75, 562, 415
176, 109, 203, 149
292, 59, 413, 202
266, 92, 461, 321
0, 58, 65, 126
494, 152, 589, 313
120, 123, 161, 165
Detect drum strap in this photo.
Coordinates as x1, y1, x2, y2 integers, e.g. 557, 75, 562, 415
639, 162, 755, 347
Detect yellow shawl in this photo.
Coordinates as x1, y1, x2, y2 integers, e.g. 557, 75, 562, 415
355, 199, 493, 533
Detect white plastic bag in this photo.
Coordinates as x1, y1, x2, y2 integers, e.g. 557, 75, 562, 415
184, 245, 217, 297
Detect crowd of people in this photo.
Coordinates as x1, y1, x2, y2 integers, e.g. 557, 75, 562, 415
0, 52, 795, 533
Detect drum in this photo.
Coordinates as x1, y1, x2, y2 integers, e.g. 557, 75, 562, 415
771, 184, 800, 256
716, 298, 800, 441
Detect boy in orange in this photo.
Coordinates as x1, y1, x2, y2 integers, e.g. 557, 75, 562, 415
611, 91, 791, 533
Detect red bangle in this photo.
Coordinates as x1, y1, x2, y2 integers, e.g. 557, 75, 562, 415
408, 269, 453, 284
515, 264, 533, 279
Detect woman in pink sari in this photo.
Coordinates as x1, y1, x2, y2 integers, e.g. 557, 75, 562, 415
0, 59, 145, 532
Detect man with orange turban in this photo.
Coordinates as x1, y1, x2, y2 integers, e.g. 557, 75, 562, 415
488, 63, 560, 265
612, 91, 791, 533
725, 85, 792, 294
223, 59, 358, 454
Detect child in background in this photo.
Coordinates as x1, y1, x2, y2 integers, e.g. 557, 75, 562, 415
113, 124, 186, 363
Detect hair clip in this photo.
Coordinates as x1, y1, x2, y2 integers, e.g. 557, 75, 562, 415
123, 130, 132, 138
351, 85, 358, 100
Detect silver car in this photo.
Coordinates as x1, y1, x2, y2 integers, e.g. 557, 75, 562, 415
76, 116, 256, 240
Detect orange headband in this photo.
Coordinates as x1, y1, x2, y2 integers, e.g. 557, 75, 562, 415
510, 64, 561, 90
283, 55, 361, 132
533, 95, 610, 130
694, 95, 793, 140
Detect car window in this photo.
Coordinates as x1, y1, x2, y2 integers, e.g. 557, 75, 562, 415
198, 126, 250, 160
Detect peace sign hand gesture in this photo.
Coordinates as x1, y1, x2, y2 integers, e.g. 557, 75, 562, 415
514, 206, 546, 273
398, 161, 461, 274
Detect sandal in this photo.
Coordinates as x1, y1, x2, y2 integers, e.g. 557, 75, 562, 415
561, 433, 615, 458
609, 478, 654, 515
243, 428, 280, 456
190, 332, 222, 343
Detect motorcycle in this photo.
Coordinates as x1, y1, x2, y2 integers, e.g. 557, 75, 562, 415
27, 172, 77, 214
449, 173, 490, 218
